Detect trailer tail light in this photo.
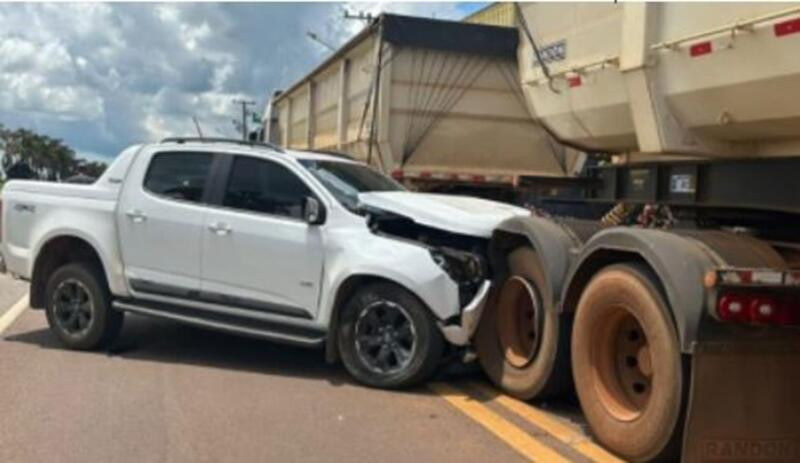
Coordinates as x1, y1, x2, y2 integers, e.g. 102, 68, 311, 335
717, 292, 800, 326
717, 293, 750, 323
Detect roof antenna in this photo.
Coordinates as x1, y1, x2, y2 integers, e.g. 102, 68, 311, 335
192, 116, 204, 139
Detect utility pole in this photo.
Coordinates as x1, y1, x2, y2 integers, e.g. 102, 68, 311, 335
232, 99, 256, 140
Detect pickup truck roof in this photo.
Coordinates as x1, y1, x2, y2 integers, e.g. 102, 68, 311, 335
157, 137, 356, 164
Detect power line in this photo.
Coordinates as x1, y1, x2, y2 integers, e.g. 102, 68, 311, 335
306, 32, 336, 52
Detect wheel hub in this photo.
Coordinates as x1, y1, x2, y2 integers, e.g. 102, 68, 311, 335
355, 301, 417, 375
52, 278, 94, 337
496, 276, 542, 368
594, 309, 653, 421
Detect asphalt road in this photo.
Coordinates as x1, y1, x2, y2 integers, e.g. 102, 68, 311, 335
0, 304, 616, 463
0, 274, 26, 317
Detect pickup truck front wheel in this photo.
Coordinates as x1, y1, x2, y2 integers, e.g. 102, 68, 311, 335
337, 283, 444, 389
45, 262, 124, 350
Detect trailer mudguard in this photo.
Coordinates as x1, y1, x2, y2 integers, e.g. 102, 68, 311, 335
491, 215, 585, 302
682, 337, 800, 463
562, 227, 727, 354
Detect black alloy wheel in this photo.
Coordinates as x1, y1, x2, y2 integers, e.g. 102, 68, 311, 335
354, 300, 417, 375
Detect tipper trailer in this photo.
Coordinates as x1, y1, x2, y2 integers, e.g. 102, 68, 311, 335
470, 3, 800, 462
264, 14, 587, 202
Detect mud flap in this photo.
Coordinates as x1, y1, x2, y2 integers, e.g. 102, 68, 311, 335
682, 340, 800, 462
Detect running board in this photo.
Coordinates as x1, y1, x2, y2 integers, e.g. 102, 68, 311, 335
113, 300, 326, 348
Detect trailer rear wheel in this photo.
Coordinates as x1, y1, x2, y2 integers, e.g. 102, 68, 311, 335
475, 247, 571, 399
572, 264, 683, 462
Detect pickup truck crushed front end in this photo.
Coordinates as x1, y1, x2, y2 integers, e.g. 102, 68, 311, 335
356, 191, 531, 345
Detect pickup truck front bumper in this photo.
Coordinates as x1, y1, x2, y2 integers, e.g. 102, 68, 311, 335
439, 280, 491, 346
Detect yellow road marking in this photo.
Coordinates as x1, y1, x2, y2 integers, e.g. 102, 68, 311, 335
467, 381, 626, 463
428, 382, 570, 463
0, 294, 29, 335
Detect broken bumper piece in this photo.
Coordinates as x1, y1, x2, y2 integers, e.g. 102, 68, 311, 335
439, 280, 491, 346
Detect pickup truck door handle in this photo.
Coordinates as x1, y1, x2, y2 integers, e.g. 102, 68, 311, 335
125, 209, 147, 223
208, 222, 233, 236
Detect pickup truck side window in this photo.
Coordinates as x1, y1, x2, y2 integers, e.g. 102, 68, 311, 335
223, 156, 312, 219
143, 152, 214, 203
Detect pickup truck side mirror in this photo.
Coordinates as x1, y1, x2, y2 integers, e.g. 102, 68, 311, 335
303, 196, 326, 225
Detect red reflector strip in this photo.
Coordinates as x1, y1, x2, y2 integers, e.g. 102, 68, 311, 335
471, 175, 486, 183
567, 76, 582, 88
775, 18, 800, 37
390, 169, 403, 180
419, 172, 431, 179
689, 41, 713, 57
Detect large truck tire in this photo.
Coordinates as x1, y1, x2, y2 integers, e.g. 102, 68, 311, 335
45, 262, 124, 350
475, 247, 572, 399
572, 263, 684, 462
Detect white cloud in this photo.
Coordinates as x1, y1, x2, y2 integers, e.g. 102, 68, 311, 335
0, 2, 473, 158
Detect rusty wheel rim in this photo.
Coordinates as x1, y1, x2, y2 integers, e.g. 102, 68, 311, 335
496, 276, 542, 368
593, 307, 653, 421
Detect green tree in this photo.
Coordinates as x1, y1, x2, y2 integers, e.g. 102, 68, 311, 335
0, 124, 106, 181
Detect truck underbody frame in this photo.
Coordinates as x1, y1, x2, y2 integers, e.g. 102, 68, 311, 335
589, 156, 800, 219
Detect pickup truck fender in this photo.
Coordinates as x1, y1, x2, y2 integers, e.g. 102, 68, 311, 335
318, 228, 461, 361
319, 230, 460, 326
27, 203, 130, 307
559, 227, 786, 353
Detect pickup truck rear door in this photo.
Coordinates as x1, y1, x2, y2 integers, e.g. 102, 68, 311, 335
199, 154, 325, 320
117, 149, 216, 295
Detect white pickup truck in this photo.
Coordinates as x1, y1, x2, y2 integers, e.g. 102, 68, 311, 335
0, 137, 529, 388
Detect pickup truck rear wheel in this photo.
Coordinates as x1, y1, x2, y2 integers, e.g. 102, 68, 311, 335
572, 264, 683, 462
45, 262, 124, 350
338, 282, 443, 389
475, 247, 571, 399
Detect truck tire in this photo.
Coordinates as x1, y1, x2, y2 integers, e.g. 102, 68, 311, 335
475, 247, 571, 399
337, 282, 444, 389
572, 264, 683, 462
45, 262, 124, 350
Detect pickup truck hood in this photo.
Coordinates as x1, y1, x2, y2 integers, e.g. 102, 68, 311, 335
358, 191, 530, 238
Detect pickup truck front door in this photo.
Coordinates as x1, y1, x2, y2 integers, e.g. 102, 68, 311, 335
117, 150, 215, 295
200, 155, 325, 319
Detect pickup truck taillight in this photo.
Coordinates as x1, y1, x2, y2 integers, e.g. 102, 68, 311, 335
717, 291, 800, 326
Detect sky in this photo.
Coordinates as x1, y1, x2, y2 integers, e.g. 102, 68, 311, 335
0, 2, 486, 162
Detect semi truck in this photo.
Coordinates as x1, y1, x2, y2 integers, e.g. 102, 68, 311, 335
268, 4, 800, 462
472, 3, 800, 462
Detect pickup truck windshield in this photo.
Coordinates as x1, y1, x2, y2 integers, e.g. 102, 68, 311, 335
300, 160, 404, 211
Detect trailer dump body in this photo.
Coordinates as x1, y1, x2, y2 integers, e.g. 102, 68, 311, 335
268, 14, 578, 186
517, 3, 800, 158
